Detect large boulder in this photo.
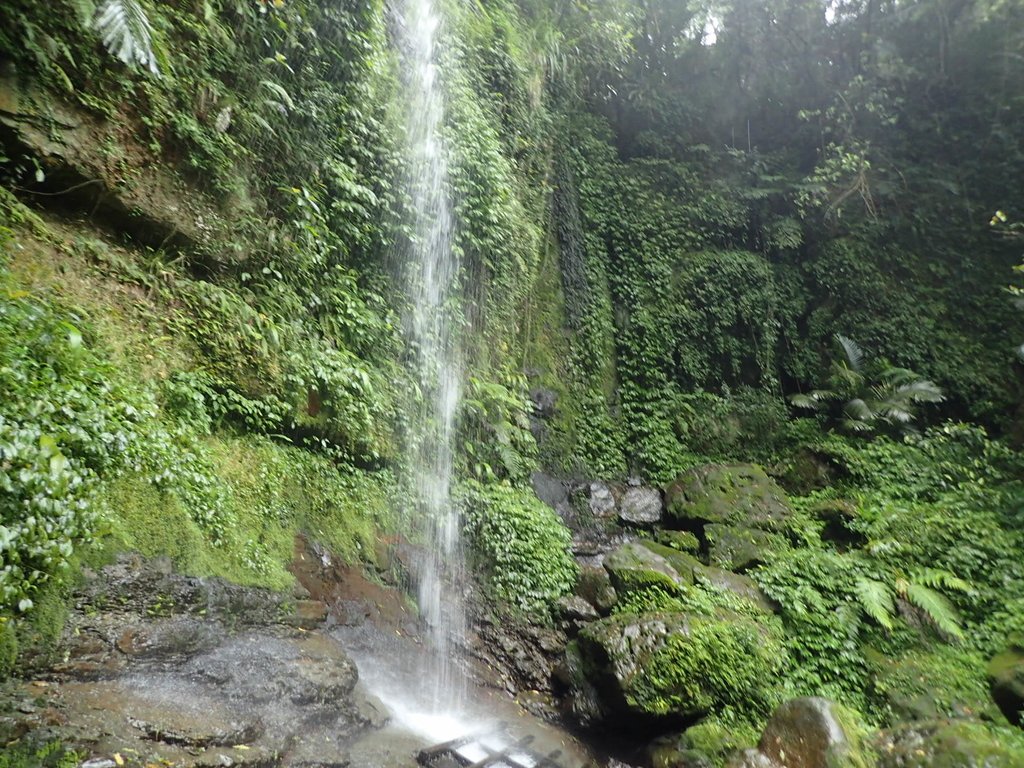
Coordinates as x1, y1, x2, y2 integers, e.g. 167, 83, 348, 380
556, 595, 600, 632
690, 563, 776, 614
869, 649, 1002, 724
588, 481, 619, 518
655, 530, 702, 554
652, 721, 755, 768
988, 643, 1024, 727
665, 464, 791, 532
874, 720, 1024, 768
636, 541, 775, 613
571, 610, 785, 723
603, 541, 692, 594
756, 697, 867, 768
575, 565, 618, 614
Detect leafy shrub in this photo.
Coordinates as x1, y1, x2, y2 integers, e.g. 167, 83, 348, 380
459, 373, 538, 483
790, 334, 945, 436
460, 480, 577, 612
0, 280, 141, 612
0, 740, 80, 768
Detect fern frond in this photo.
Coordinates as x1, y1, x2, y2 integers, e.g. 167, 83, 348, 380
835, 334, 864, 372
914, 568, 971, 593
92, 0, 159, 75
867, 539, 903, 556
898, 581, 965, 641
854, 577, 895, 630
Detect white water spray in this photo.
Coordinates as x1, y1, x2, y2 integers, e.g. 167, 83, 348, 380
394, 0, 465, 712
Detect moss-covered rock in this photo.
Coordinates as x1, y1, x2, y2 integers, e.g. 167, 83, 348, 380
636, 541, 775, 613
679, 720, 761, 768
604, 541, 692, 595
649, 735, 710, 768
691, 564, 776, 614
704, 524, 783, 572
575, 566, 618, 615
988, 642, 1024, 727
638, 541, 704, 576
869, 648, 1003, 724
665, 464, 791, 532
574, 610, 786, 722
874, 720, 1024, 767
656, 530, 702, 554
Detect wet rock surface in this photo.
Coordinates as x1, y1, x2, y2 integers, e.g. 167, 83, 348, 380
873, 719, 1024, 768
1, 553, 374, 767
469, 605, 568, 696
0, 74, 232, 258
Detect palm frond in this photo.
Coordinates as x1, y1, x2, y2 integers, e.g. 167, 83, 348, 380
789, 393, 820, 410
92, 0, 159, 75
841, 417, 874, 433
854, 577, 895, 630
843, 398, 874, 422
897, 580, 965, 641
877, 402, 914, 423
789, 390, 835, 409
880, 366, 919, 387
830, 362, 864, 392
896, 379, 945, 403
835, 334, 864, 372
70, 0, 97, 25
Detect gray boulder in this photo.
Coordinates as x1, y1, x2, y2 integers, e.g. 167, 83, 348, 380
619, 487, 664, 525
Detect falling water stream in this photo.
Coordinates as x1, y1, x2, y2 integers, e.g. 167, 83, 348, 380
342, 3, 590, 765
394, 0, 465, 713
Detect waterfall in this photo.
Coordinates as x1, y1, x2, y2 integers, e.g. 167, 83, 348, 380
394, 0, 465, 711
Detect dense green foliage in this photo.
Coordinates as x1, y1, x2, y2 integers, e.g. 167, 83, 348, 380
2, 0, 1024, 761
0, 0, 572, 635
460, 479, 576, 611
528, 0, 1024, 479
